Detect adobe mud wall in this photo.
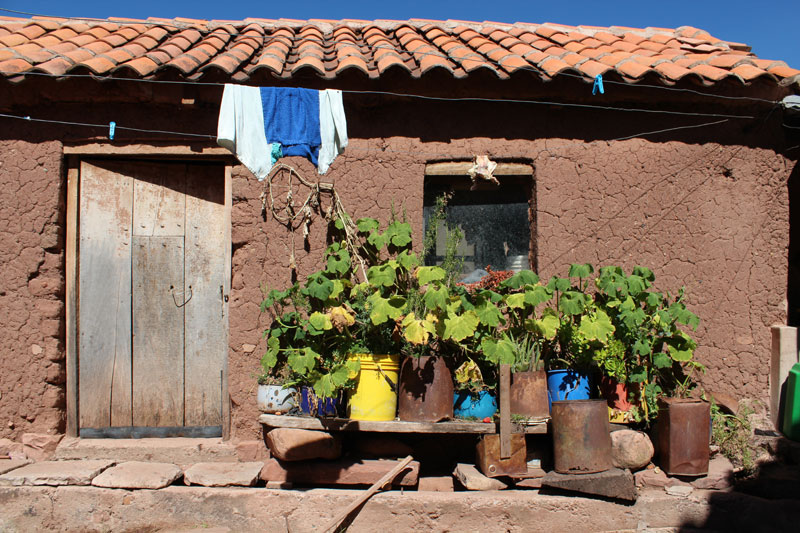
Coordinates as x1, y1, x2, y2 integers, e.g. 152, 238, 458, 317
0, 136, 65, 439
0, 86, 796, 440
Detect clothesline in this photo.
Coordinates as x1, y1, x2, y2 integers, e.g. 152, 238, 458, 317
0, 111, 740, 160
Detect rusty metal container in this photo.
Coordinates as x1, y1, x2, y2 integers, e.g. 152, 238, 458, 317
397, 355, 454, 422
510, 370, 549, 419
551, 399, 612, 474
656, 398, 710, 476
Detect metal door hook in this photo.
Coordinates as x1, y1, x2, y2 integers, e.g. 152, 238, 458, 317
171, 286, 193, 307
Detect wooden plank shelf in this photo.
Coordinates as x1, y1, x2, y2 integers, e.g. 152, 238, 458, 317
259, 414, 548, 434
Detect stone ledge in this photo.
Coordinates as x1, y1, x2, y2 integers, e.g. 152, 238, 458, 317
1, 486, 799, 532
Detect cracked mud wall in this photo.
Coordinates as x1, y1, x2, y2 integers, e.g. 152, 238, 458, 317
0, 86, 795, 440
0, 137, 65, 439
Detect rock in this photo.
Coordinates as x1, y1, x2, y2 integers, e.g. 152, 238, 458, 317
514, 478, 543, 489
21, 433, 63, 462
184, 462, 263, 487
0, 459, 31, 475
261, 457, 419, 486
92, 461, 182, 489
265, 428, 342, 461
541, 468, 637, 501
234, 440, 270, 462
241, 344, 256, 353
266, 480, 292, 489
453, 463, 509, 491
611, 430, 654, 471
0, 438, 25, 458
418, 476, 455, 492
351, 435, 413, 458
634, 466, 670, 488
691, 455, 734, 490
0, 459, 114, 486
665, 484, 694, 497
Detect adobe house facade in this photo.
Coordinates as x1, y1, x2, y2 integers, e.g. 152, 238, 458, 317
0, 16, 798, 443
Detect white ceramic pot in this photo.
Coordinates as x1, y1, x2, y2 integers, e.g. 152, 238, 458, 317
257, 384, 296, 413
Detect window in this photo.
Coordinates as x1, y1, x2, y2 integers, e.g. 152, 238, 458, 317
423, 162, 534, 280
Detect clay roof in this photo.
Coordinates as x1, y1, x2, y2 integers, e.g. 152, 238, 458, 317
1, 16, 798, 88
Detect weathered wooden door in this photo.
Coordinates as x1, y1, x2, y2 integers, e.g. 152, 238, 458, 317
78, 159, 229, 437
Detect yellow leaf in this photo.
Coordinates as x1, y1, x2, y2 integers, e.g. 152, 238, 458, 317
328, 306, 355, 332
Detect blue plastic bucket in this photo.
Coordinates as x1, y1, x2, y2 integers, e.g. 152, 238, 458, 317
453, 391, 498, 419
546, 370, 591, 411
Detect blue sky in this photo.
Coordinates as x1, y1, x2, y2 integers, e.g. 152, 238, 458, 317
5, 1, 799, 68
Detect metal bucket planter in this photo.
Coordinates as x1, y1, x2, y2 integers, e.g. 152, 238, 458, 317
397, 355, 454, 422
299, 387, 343, 418
656, 398, 710, 476
510, 369, 549, 418
257, 384, 296, 413
453, 390, 497, 419
551, 399, 612, 474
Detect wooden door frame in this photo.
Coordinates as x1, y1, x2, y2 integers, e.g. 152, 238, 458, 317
65, 147, 234, 439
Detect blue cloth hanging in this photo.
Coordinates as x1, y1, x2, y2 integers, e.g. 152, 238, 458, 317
260, 87, 321, 166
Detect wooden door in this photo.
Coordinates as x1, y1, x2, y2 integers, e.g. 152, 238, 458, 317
78, 159, 229, 437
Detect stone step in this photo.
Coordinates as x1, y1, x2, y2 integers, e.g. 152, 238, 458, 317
0, 459, 115, 486
260, 457, 419, 486
55, 437, 238, 467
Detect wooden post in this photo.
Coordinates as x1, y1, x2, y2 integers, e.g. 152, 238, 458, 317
500, 364, 511, 459
65, 157, 79, 437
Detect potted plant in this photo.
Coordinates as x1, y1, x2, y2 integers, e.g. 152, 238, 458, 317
452, 358, 497, 420
592, 265, 703, 426
539, 264, 615, 409
255, 365, 296, 414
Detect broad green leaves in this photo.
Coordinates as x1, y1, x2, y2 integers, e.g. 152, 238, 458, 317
578, 309, 614, 342
402, 312, 436, 345
416, 266, 446, 286
367, 263, 397, 287
443, 310, 479, 342
366, 291, 406, 324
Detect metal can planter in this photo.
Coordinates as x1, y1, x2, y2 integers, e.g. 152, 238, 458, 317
551, 399, 613, 474
510, 370, 549, 419
256, 384, 296, 413
656, 398, 710, 476
398, 355, 454, 422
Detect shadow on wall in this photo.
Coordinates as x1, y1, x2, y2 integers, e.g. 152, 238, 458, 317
678, 438, 800, 532
787, 162, 800, 328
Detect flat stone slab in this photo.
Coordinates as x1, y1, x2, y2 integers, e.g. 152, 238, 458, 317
92, 461, 182, 489
0, 459, 31, 475
261, 457, 419, 486
55, 437, 237, 467
0, 460, 114, 486
453, 463, 509, 491
184, 462, 263, 487
542, 467, 637, 501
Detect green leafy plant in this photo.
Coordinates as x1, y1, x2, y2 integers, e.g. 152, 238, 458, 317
711, 400, 755, 474
262, 206, 482, 400
593, 265, 703, 423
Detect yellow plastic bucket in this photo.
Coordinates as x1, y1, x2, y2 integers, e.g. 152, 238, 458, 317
347, 354, 400, 421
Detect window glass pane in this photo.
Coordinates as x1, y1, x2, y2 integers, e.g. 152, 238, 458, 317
423, 177, 531, 279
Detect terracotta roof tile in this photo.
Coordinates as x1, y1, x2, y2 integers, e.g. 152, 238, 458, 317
768, 65, 800, 77
0, 17, 794, 89
688, 63, 730, 81
731, 64, 768, 81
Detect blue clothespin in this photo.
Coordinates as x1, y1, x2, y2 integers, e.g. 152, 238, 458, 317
592, 74, 604, 95
109, 121, 116, 140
